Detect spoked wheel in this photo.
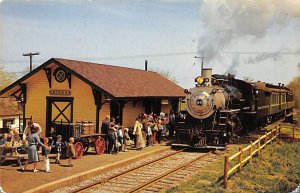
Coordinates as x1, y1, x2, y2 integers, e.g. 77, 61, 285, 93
81, 138, 90, 153
95, 138, 106, 155
74, 142, 84, 159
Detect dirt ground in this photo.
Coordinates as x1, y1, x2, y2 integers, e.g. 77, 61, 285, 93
0, 142, 170, 193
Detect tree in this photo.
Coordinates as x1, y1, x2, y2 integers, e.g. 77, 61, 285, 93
287, 63, 300, 109
20, 64, 37, 76
243, 76, 254, 83
149, 68, 178, 83
0, 66, 17, 90
0, 66, 20, 114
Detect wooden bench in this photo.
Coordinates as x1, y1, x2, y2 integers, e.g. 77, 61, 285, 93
0, 154, 26, 166
0, 146, 27, 166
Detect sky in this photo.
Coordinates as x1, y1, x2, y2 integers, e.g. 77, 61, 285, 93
0, 0, 299, 89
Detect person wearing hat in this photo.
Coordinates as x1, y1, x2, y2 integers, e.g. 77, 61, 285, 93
107, 118, 117, 154
101, 115, 110, 135
101, 115, 110, 153
54, 135, 62, 164
123, 128, 130, 152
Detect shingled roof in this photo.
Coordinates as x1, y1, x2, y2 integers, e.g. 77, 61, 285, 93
0, 98, 21, 117
0, 58, 185, 99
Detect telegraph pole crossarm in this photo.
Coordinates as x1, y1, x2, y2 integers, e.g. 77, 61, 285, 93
23, 52, 39, 72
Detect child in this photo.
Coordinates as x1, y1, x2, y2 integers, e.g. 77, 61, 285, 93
123, 128, 130, 152
42, 137, 52, 173
157, 120, 163, 144
117, 126, 123, 152
0, 134, 8, 146
66, 137, 75, 167
147, 123, 152, 147
55, 135, 62, 164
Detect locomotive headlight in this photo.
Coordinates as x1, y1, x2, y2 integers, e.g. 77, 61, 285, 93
195, 76, 204, 85
223, 133, 227, 137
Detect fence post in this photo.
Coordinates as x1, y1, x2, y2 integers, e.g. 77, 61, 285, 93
264, 132, 267, 147
293, 124, 295, 140
249, 141, 253, 164
238, 146, 242, 172
258, 137, 261, 156
278, 124, 281, 137
224, 156, 229, 189
270, 129, 273, 143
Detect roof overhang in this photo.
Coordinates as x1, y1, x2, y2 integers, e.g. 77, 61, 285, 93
1, 58, 186, 100
0, 58, 115, 99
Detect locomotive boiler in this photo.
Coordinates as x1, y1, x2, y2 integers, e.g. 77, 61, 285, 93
177, 67, 294, 149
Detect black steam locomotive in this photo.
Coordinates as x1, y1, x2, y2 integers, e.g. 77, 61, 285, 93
177, 68, 295, 148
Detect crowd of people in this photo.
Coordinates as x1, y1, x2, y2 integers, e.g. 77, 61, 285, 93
0, 110, 177, 174
101, 110, 176, 154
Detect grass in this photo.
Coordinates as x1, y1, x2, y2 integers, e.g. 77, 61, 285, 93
166, 125, 300, 193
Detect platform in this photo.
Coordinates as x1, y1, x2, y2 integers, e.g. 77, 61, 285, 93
0, 142, 171, 193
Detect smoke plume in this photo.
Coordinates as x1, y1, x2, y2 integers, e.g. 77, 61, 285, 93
198, 0, 300, 74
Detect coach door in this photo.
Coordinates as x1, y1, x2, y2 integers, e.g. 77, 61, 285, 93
46, 97, 74, 136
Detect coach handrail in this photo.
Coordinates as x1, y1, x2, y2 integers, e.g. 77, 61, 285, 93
223, 126, 280, 189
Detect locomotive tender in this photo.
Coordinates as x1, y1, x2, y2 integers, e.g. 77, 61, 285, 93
177, 68, 295, 148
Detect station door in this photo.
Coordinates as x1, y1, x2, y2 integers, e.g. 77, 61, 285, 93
46, 97, 74, 136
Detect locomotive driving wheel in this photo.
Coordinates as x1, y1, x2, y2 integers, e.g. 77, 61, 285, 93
95, 137, 106, 155
74, 142, 84, 159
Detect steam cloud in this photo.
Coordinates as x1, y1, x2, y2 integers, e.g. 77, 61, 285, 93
198, 0, 300, 74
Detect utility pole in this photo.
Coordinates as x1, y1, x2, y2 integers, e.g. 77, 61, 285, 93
195, 56, 204, 71
23, 52, 39, 72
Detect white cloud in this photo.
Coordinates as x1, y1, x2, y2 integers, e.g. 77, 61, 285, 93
197, 0, 300, 80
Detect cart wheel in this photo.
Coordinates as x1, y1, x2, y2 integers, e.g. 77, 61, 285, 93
81, 138, 90, 153
74, 142, 84, 159
95, 138, 105, 155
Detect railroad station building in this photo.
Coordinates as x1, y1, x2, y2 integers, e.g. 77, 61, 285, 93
0, 58, 184, 137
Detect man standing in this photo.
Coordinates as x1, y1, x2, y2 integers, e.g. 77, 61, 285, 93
22, 120, 42, 141
101, 115, 110, 135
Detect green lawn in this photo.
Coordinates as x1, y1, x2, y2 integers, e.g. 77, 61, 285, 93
166, 125, 300, 193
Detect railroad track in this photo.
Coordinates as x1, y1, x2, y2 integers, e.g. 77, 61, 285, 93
71, 149, 220, 193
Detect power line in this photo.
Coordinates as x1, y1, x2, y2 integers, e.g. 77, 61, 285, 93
0, 50, 297, 62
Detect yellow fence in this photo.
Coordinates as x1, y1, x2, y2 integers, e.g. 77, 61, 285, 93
280, 123, 299, 140
223, 126, 280, 189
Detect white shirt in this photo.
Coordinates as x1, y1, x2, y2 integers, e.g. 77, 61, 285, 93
147, 126, 152, 135
22, 123, 42, 140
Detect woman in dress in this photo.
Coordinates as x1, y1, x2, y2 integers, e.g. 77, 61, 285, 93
22, 126, 49, 172
134, 118, 145, 150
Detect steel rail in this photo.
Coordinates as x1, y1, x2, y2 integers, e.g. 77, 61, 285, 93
71, 148, 188, 193
126, 151, 212, 193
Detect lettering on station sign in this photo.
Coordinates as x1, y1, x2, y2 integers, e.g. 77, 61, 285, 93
49, 90, 71, 96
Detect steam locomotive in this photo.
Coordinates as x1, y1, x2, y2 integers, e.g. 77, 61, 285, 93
177, 68, 295, 148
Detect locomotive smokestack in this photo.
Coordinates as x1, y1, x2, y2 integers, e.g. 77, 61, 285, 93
201, 68, 212, 86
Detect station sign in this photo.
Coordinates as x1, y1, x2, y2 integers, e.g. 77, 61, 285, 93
161, 99, 169, 105
49, 90, 71, 96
